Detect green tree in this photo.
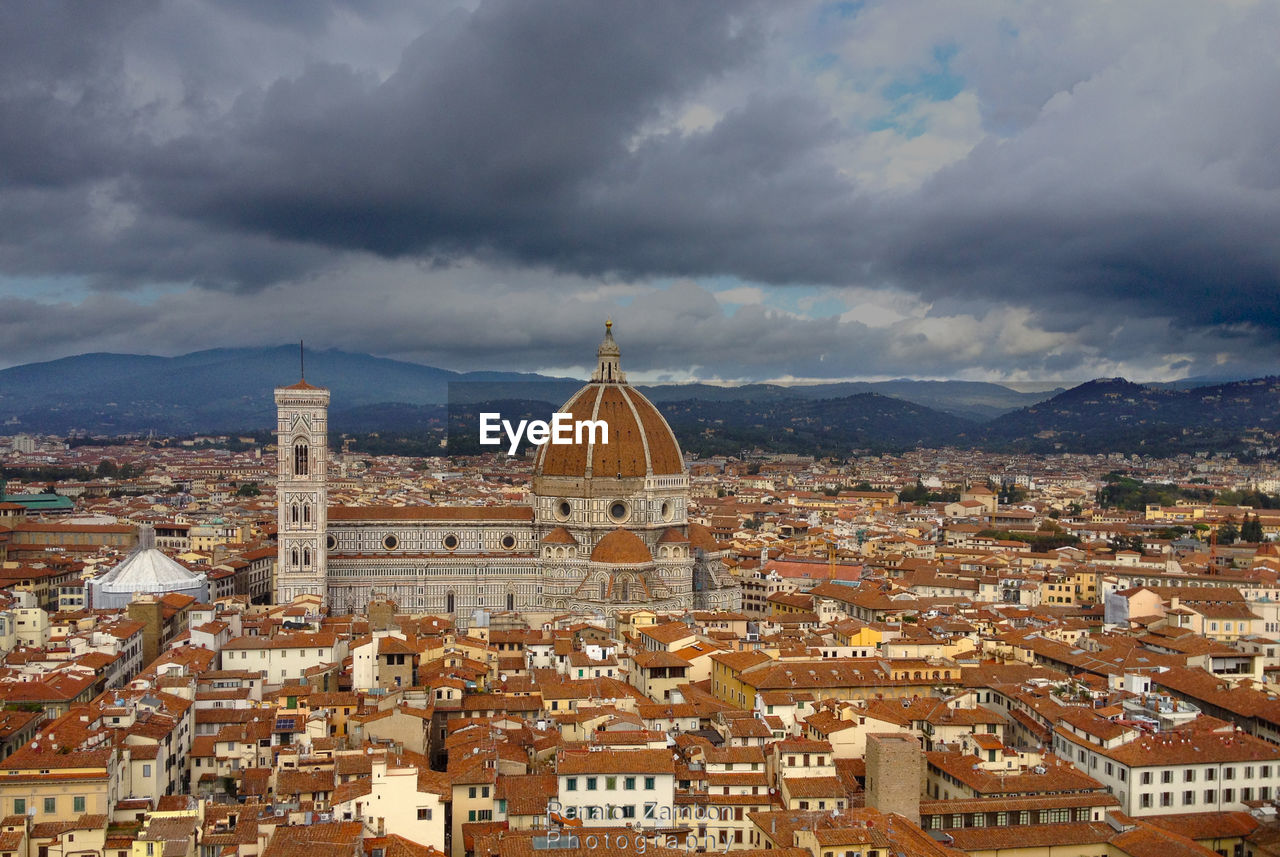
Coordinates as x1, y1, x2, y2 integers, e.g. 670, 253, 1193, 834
96, 459, 119, 478
1109, 534, 1144, 553
1218, 518, 1240, 544
1241, 514, 1265, 543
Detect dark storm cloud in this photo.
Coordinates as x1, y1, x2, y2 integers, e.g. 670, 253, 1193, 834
141, 1, 768, 266
2, 0, 1280, 377
0, 2, 153, 188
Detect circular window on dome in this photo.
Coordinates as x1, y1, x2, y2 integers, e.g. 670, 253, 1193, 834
443, 533, 459, 551
383, 534, 399, 551
609, 500, 630, 523
556, 499, 572, 521
501, 534, 516, 550
661, 501, 673, 522
325, 534, 337, 551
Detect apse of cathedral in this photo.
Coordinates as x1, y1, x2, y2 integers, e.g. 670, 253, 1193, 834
274, 323, 742, 627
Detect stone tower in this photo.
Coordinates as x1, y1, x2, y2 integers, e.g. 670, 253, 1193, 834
275, 377, 330, 605
865, 733, 924, 825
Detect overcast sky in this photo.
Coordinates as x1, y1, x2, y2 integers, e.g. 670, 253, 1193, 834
2, 0, 1277, 384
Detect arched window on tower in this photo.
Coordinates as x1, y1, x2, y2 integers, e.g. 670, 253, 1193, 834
599, 579, 608, 600
302, 504, 311, 523
620, 578, 630, 601
294, 442, 309, 477
446, 592, 456, 613
290, 504, 299, 524
507, 592, 515, 611
291, 548, 299, 567
303, 547, 311, 567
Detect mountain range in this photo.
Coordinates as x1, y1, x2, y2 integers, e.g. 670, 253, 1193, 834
1, 347, 1277, 457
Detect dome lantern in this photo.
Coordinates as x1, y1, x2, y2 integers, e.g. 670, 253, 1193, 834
591, 319, 625, 384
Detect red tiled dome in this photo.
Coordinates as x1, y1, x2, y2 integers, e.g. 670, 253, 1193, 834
687, 522, 720, 552
533, 323, 684, 480
541, 527, 578, 545
534, 383, 684, 479
590, 529, 653, 564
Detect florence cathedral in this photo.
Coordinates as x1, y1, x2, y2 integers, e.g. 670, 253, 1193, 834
274, 323, 741, 627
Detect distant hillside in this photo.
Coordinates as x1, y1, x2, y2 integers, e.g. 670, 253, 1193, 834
0, 347, 552, 436
983, 376, 1280, 454
657, 393, 976, 457
5, 347, 1275, 458
0, 347, 1052, 436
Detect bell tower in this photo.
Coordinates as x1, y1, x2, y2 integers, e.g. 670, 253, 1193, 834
275, 376, 329, 606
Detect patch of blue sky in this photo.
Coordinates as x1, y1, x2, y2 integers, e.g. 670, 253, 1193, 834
0, 275, 92, 303
0, 275, 196, 307
707, 279, 846, 320
866, 109, 927, 138
863, 42, 965, 139
882, 43, 964, 103
822, 1, 864, 22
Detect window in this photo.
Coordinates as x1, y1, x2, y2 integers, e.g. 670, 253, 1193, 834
1139, 794, 1152, 809
468, 787, 477, 799
74, 797, 85, 813
43, 798, 55, 814
621, 806, 635, 819
1160, 792, 1173, 807
566, 778, 578, 791
12, 800, 23, 815
1205, 789, 1217, 804
606, 777, 617, 790
1184, 770, 1195, 783
482, 786, 490, 798
1224, 767, 1235, 780
418, 808, 432, 821
1140, 771, 1152, 786
644, 776, 656, 790
1206, 769, 1217, 781
587, 777, 598, 791
625, 777, 636, 790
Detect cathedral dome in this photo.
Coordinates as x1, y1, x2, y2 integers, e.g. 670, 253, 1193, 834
541, 526, 578, 545
687, 522, 721, 552
533, 322, 685, 480
590, 529, 653, 564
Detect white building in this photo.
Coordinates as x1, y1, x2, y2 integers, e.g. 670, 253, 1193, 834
1054, 714, 1280, 816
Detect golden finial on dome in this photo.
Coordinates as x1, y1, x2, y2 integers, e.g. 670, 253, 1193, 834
605, 318, 613, 331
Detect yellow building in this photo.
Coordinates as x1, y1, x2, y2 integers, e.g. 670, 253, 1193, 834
0, 741, 116, 823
